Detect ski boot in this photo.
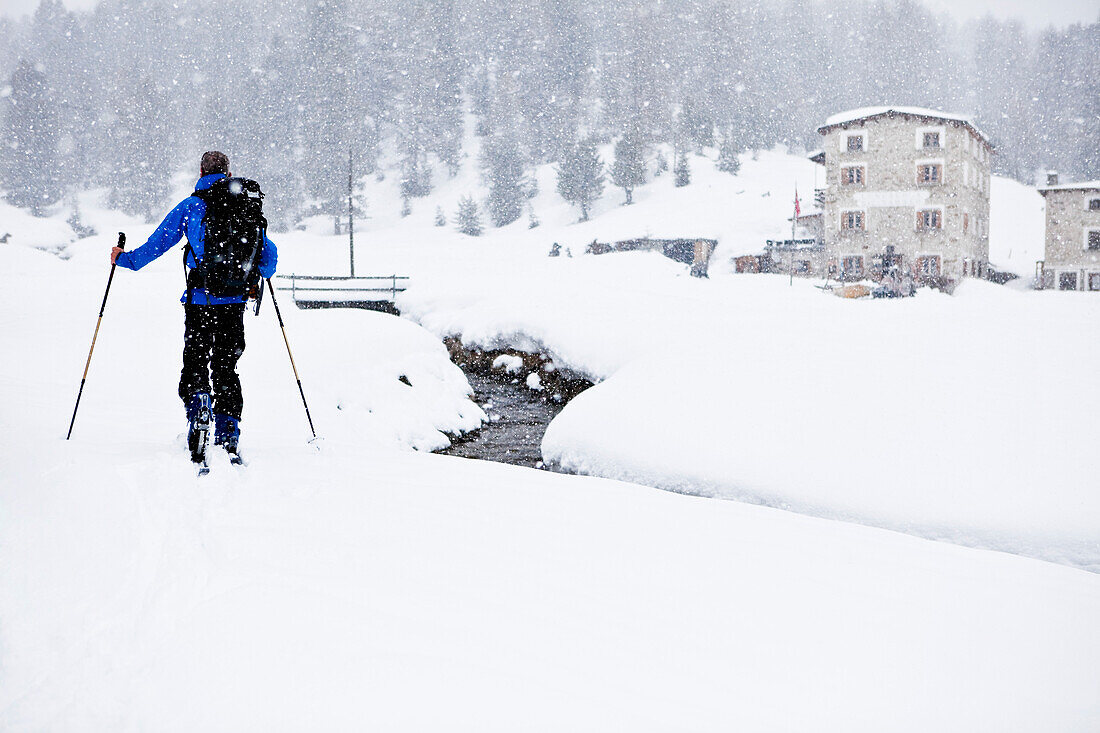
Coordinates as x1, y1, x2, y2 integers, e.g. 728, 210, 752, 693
214, 414, 243, 465
186, 392, 212, 472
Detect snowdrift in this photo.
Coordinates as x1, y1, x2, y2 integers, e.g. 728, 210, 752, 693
542, 279, 1100, 569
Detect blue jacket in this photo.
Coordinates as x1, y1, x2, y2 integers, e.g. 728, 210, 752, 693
115, 173, 278, 305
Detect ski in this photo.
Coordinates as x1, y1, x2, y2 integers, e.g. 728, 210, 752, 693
188, 393, 212, 476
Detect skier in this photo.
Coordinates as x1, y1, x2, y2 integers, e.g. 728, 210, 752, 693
111, 151, 277, 464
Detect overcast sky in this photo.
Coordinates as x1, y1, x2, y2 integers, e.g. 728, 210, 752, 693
0, 0, 1097, 27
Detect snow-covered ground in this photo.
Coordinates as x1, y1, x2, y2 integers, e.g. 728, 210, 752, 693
3, 147, 1098, 729
3, 236, 1100, 731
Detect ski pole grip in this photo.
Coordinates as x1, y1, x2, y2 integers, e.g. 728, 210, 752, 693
117, 232, 126, 250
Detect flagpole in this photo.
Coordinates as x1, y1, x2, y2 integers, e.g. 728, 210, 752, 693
790, 186, 797, 286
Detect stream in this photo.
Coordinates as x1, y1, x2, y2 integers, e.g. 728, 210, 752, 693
441, 369, 571, 468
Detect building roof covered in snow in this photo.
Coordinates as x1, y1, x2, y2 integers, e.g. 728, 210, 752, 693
817, 106, 992, 148
1037, 180, 1100, 194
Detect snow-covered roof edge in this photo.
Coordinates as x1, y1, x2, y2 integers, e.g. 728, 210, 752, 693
1037, 181, 1100, 193
817, 106, 993, 148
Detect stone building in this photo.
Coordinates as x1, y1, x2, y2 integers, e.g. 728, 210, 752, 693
1036, 177, 1100, 291
813, 107, 993, 284
764, 211, 826, 276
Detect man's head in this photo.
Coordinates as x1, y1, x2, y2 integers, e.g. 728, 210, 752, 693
200, 151, 229, 177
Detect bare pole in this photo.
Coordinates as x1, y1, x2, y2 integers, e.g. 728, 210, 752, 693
789, 189, 796, 287
267, 279, 317, 440
67, 232, 125, 439
348, 148, 355, 278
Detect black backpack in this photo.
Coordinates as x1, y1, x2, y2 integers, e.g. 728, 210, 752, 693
185, 177, 267, 301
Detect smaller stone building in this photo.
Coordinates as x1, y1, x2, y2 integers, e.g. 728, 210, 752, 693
764, 211, 826, 275
1036, 179, 1100, 291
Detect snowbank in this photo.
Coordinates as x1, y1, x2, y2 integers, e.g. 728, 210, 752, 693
402, 244, 1100, 569
3, 234, 484, 457
543, 279, 1100, 569
0, 198, 77, 255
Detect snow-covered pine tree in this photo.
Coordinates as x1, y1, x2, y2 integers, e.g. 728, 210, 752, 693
395, 0, 463, 179
104, 75, 173, 219
28, 0, 88, 198
237, 35, 306, 230
524, 171, 539, 199
482, 133, 525, 227
680, 98, 714, 152
302, 0, 353, 233
470, 65, 492, 138
556, 137, 604, 222
66, 191, 95, 237
674, 151, 692, 187
610, 132, 646, 204
2, 60, 61, 214
654, 150, 669, 177
478, 69, 528, 227
435, 206, 447, 226
455, 195, 483, 236
717, 128, 741, 175
510, 0, 590, 164
399, 139, 432, 199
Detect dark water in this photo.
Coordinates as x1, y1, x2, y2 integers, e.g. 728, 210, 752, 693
442, 369, 568, 468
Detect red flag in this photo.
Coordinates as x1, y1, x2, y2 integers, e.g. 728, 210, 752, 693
794, 187, 801, 218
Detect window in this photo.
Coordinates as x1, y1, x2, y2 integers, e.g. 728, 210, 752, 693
842, 256, 864, 278
841, 166, 864, 185
917, 255, 941, 278
922, 132, 940, 149
1089, 230, 1100, 251
917, 164, 942, 185
840, 211, 865, 231
963, 213, 969, 233
1090, 199, 1100, 211
1089, 273, 1100, 291
1059, 272, 1078, 291
917, 209, 942, 231
846, 134, 864, 152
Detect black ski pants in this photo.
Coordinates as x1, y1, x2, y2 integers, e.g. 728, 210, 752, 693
179, 303, 246, 420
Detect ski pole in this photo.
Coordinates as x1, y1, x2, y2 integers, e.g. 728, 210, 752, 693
66, 232, 125, 440
266, 278, 317, 440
